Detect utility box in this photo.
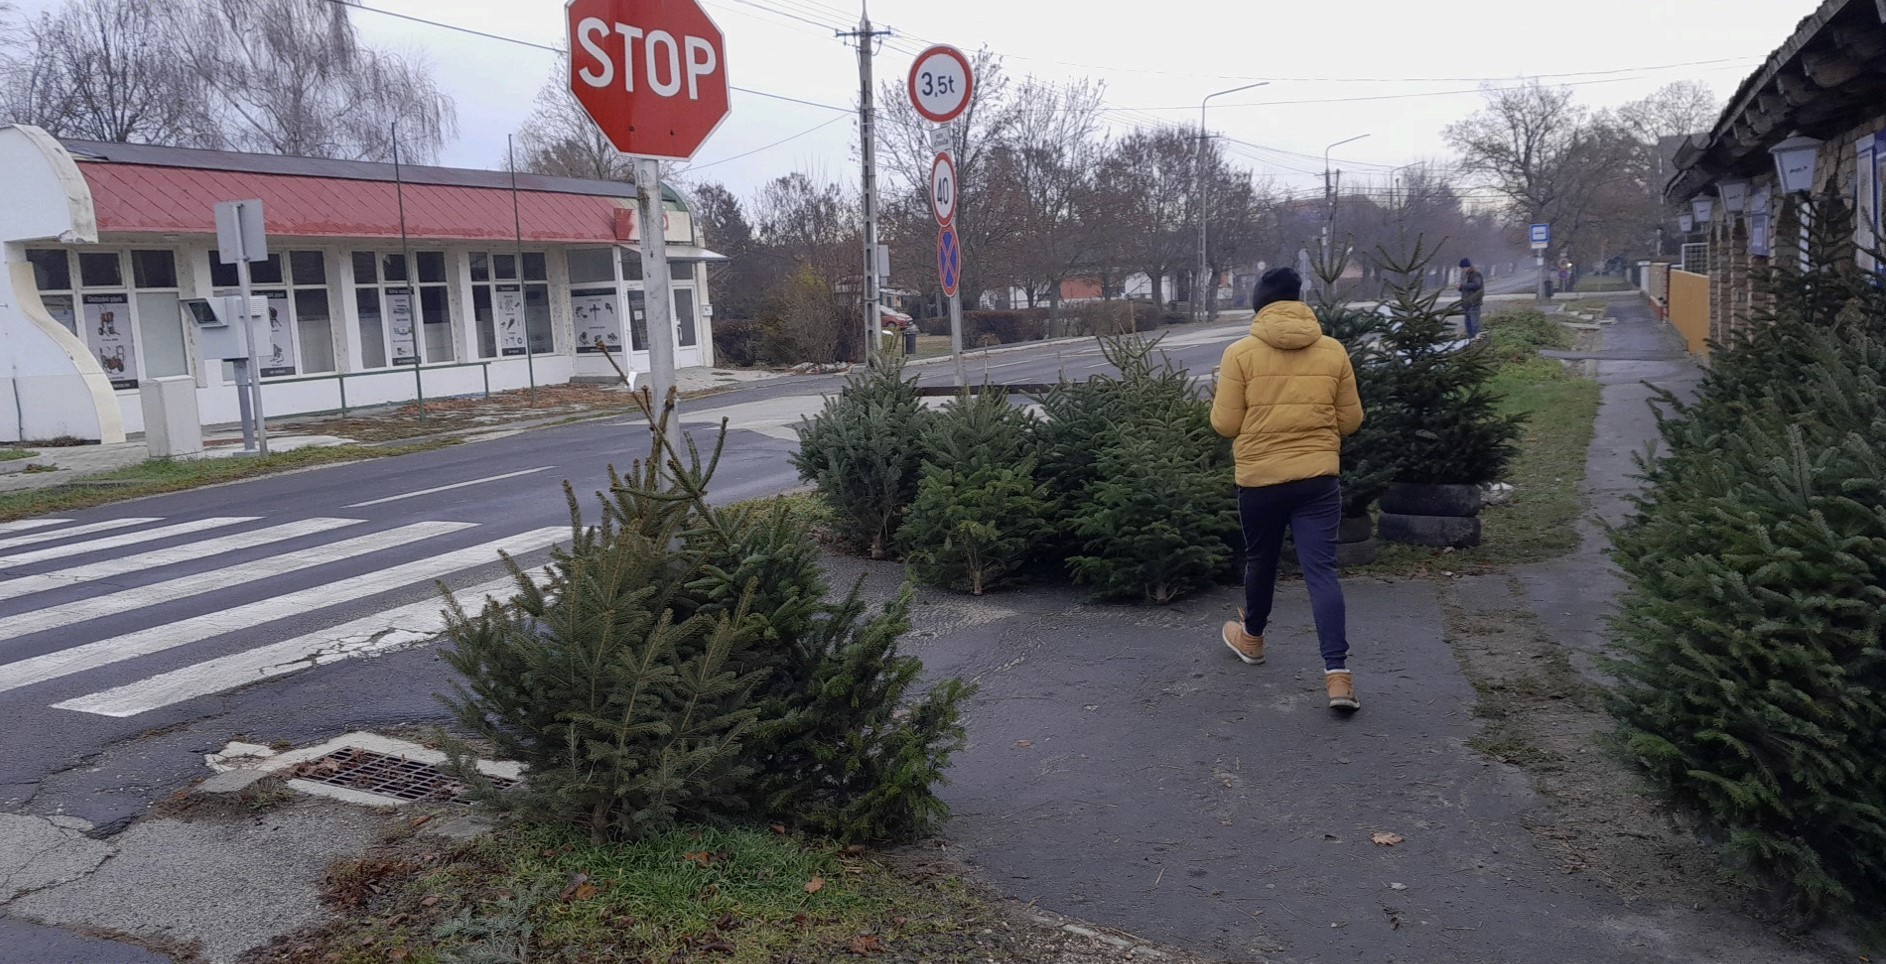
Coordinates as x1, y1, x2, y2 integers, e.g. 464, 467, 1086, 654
141, 375, 203, 457
182, 297, 256, 362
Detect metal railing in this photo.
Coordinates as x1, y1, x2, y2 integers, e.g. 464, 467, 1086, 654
262, 359, 495, 417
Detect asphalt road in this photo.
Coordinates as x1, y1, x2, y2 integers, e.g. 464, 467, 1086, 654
0, 320, 1249, 832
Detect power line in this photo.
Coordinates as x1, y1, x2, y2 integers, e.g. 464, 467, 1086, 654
330, 0, 851, 113
981, 53, 1758, 86
1095, 63, 1758, 112
673, 115, 850, 174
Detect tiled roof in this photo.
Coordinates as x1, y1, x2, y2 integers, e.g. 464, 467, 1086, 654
80, 162, 636, 244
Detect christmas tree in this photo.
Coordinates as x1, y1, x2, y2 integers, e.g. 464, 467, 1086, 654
900, 388, 1052, 595
792, 355, 930, 559
1609, 187, 1886, 915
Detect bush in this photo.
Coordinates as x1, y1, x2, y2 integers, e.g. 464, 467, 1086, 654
440, 402, 972, 845
1482, 309, 1574, 366
1608, 189, 1886, 917
792, 355, 930, 558
963, 309, 1048, 345
900, 390, 1052, 595
759, 265, 855, 364
711, 316, 766, 367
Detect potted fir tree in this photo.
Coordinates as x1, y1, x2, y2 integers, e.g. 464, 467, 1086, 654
1368, 241, 1522, 548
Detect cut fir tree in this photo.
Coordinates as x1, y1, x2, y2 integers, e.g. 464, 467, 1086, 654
900, 388, 1052, 595
793, 355, 930, 559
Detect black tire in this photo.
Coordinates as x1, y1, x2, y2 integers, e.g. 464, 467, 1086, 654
1379, 483, 1483, 518
1338, 514, 1374, 544
1378, 512, 1482, 548
1335, 538, 1378, 568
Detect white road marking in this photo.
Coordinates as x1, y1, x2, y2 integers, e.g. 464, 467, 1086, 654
0, 521, 473, 642
0, 518, 157, 552
0, 517, 257, 568
0, 518, 361, 603
57, 567, 551, 717
342, 467, 556, 508
0, 527, 563, 695
0, 519, 73, 535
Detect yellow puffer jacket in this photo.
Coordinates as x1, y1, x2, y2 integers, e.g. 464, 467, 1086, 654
1209, 301, 1364, 488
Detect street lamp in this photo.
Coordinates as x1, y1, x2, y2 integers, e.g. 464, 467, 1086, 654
1321, 133, 1371, 264
1195, 81, 1268, 323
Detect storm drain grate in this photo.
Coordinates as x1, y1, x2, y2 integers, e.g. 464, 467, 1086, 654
285, 746, 517, 804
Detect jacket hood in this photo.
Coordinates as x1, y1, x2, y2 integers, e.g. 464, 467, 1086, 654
1250, 301, 1324, 350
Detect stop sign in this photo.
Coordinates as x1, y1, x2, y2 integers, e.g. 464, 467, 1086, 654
567, 0, 731, 161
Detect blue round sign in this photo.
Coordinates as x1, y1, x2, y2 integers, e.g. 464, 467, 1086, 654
938, 224, 961, 296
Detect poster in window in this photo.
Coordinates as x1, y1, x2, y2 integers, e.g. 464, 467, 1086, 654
387, 287, 419, 365
43, 294, 76, 335
83, 293, 137, 389
1749, 214, 1771, 258
260, 292, 297, 377
571, 288, 621, 353
495, 284, 527, 356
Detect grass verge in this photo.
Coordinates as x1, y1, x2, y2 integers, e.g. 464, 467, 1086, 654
247, 822, 1187, 964
0, 448, 30, 461
0, 440, 455, 522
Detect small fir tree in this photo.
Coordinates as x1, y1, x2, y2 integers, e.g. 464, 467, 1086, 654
900, 389, 1052, 594
793, 355, 930, 558
1311, 242, 1397, 517
443, 392, 973, 845
1067, 402, 1238, 604
1369, 238, 1522, 486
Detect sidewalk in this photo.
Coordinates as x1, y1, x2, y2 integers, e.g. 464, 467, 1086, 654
846, 299, 1831, 963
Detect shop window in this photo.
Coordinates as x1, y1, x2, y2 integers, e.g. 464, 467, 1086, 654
417, 251, 447, 284
472, 250, 552, 358
670, 261, 693, 282
355, 288, 388, 368
131, 250, 177, 289
568, 248, 615, 285
620, 250, 644, 282
382, 253, 408, 283
27, 249, 72, 292
352, 251, 378, 284
296, 289, 335, 374
290, 250, 327, 286
627, 289, 648, 351
78, 251, 122, 288
420, 284, 453, 362
211, 252, 284, 288
523, 252, 548, 281
136, 291, 187, 378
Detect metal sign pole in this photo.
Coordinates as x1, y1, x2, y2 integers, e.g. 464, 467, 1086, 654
949, 291, 965, 387
235, 231, 268, 456
634, 156, 678, 414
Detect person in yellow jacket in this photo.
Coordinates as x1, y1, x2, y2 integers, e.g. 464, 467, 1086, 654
1210, 267, 1365, 711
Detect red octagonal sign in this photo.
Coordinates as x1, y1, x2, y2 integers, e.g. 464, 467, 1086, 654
568, 0, 731, 161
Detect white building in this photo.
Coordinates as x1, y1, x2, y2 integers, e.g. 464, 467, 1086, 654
0, 126, 723, 444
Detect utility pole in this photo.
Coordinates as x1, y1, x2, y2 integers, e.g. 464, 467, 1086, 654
1196, 82, 1267, 324
840, 5, 893, 361
1322, 133, 1370, 267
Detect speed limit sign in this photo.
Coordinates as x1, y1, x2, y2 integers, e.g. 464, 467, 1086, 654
929, 152, 957, 226
908, 45, 973, 124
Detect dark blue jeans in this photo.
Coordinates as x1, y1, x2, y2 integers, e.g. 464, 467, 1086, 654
1240, 476, 1350, 671
1463, 305, 1483, 338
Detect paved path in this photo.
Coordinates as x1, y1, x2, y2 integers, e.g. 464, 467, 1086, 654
893, 302, 1828, 963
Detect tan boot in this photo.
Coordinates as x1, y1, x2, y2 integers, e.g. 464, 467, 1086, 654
1325, 670, 1359, 711
1221, 621, 1265, 665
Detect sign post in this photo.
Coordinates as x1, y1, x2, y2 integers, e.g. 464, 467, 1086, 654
567, 0, 730, 414
911, 46, 973, 387
215, 199, 269, 455
1529, 222, 1551, 303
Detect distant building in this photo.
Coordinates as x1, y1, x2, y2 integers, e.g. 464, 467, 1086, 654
0, 126, 724, 443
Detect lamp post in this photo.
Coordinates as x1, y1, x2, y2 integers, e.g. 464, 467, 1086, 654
1769, 133, 1822, 195
1195, 81, 1268, 323
1321, 133, 1371, 265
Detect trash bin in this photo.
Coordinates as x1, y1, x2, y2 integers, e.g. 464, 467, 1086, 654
903, 330, 918, 355
880, 329, 898, 353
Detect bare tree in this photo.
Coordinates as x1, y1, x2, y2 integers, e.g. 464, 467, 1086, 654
511, 57, 632, 181
1099, 127, 1198, 306
176, 0, 455, 162
1444, 81, 1584, 232
987, 76, 1107, 324
687, 180, 761, 319
1618, 81, 1719, 145
1, 0, 217, 145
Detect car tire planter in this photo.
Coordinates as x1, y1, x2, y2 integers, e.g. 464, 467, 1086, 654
1378, 482, 1485, 549
1336, 513, 1377, 567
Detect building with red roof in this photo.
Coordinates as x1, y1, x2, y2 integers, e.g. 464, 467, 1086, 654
1, 125, 723, 443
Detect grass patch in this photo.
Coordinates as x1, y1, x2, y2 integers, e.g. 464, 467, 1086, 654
1568, 275, 1632, 292
0, 448, 31, 461
255, 824, 1053, 964
0, 441, 454, 522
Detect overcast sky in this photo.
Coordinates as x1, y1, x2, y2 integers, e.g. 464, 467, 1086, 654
20, 0, 1826, 202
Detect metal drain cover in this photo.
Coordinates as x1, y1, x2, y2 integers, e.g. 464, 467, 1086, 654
286, 746, 516, 804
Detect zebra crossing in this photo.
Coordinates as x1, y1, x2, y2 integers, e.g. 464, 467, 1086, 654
0, 513, 563, 719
